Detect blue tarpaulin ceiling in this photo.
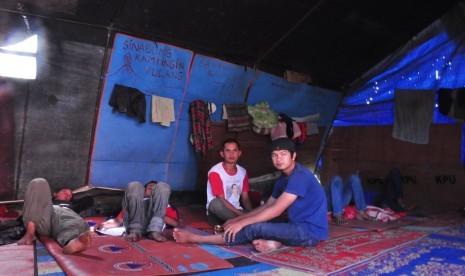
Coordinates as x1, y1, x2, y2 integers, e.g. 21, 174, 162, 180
335, 5, 465, 164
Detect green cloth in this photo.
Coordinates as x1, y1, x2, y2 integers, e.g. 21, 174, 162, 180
247, 101, 278, 129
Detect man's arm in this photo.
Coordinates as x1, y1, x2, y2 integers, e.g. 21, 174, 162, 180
240, 173, 253, 212
217, 194, 245, 216
225, 196, 276, 226
240, 191, 254, 212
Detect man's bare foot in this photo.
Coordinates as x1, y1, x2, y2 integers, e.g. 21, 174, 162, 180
398, 199, 417, 211
358, 210, 373, 221
124, 232, 141, 242
173, 228, 196, 243
334, 214, 348, 225
18, 221, 36, 245
17, 233, 36, 245
62, 231, 94, 254
357, 210, 373, 220
252, 239, 282, 253
148, 231, 167, 242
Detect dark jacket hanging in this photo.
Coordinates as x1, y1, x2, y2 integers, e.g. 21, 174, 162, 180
109, 84, 146, 123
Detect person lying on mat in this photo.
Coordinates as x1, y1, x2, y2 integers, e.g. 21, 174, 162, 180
206, 138, 254, 227
174, 138, 328, 253
52, 187, 94, 215
17, 178, 94, 254
325, 173, 373, 225
95, 180, 178, 242
372, 168, 416, 212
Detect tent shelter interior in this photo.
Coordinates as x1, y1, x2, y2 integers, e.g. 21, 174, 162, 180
1, 0, 465, 275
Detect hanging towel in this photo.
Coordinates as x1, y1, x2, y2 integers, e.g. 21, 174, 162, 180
109, 84, 146, 123
190, 100, 213, 155
151, 95, 175, 127
306, 122, 319, 135
223, 104, 252, 132
208, 103, 217, 114
392, 89, 435, 144
293, 113, 320, 135
222, 105, 228, 120
293, 113, 320, 123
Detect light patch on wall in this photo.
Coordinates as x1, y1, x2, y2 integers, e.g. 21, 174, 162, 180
0, 34, 37, 79
1, 35, 37, 53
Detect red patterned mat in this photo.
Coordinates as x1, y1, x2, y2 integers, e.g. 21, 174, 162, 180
0, 243, 34, 276
177, 206, 212, 231
221, 228, 426, 275
40, 234, 233, 275
328, 224, 364, 239
415, 213, 465, 228
329, 217, 419, 232
333, 223, 465, 275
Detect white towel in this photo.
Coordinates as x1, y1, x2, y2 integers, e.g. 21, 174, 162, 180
306, 122, 319, 135
151, 95, 175, 127
392, 89, 435, 144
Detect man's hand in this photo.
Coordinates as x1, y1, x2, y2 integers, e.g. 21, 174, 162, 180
223, 221, 245, 243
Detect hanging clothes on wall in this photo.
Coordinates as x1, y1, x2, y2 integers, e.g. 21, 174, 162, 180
190, 100, 213, 155
151, 95, 175, 127
293, 122, 307, 143
270, 114, 302, 141
293, 113, 320, 135
222, 103, 252, 132
109, 84, 146, 123
248, 101, 278, 135
437, 88, 465, 121
278, 113, 294, 139
392, 89, 435, 144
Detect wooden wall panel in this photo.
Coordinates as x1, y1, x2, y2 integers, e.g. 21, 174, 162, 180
320, 124, 464, 211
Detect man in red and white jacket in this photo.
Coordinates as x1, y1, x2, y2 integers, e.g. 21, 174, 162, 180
206, 138, 254, 227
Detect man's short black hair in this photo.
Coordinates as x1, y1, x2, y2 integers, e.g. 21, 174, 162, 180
270, 138, 295, 155
222, 138, 240, 150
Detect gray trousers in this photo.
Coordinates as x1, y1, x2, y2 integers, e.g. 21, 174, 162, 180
122, 181, 171, 234
22, 178, 88, 246
207, 198, 237, 226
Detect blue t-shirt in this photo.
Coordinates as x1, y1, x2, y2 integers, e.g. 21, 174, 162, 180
271, 163, 328, 240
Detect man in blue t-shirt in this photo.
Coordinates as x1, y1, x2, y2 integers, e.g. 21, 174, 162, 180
173, 138, 328, 253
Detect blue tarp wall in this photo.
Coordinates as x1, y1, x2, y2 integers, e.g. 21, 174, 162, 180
90, 33, 342, 190
334, 5, 465, 165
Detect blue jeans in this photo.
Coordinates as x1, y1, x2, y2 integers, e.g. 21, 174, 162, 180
325, 174, 367, 216
226, 222, 319, 247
